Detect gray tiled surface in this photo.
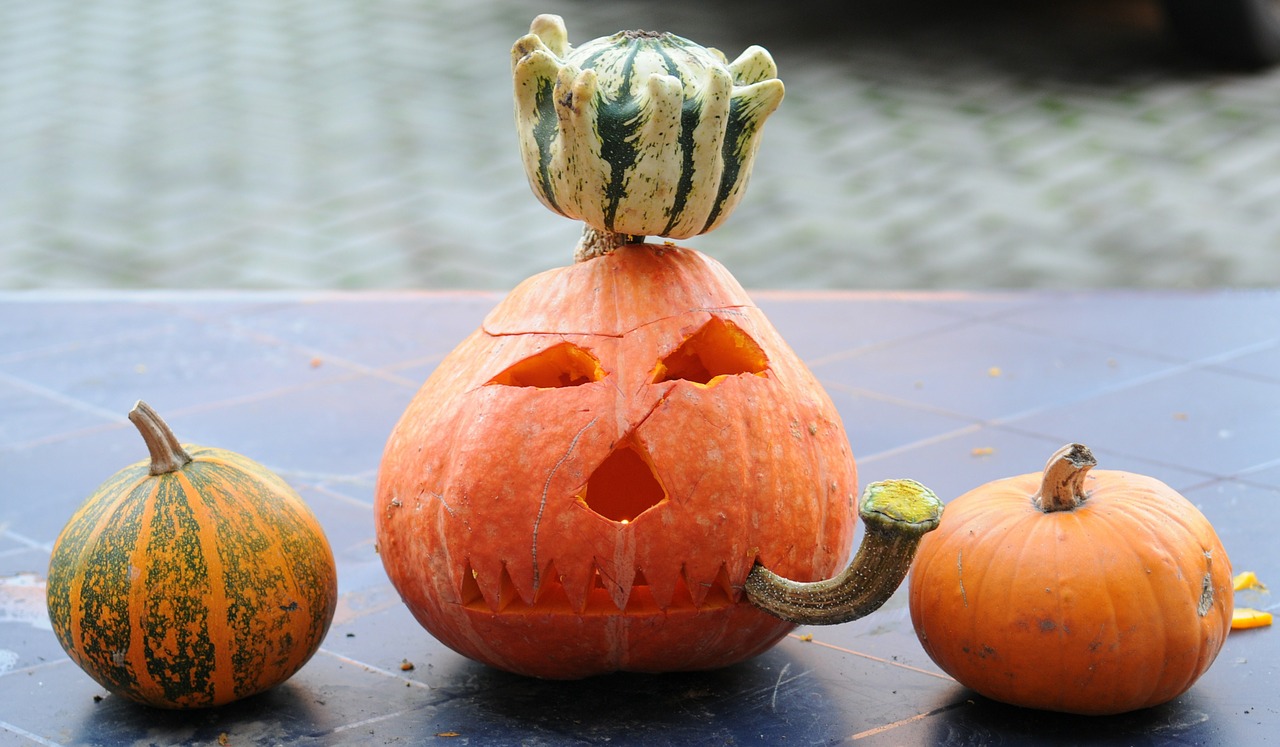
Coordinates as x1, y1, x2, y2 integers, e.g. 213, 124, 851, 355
0, 290, 1277, 744
4, 0, 1280, 291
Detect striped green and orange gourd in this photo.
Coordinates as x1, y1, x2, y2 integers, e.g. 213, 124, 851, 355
46, 401, 337, 708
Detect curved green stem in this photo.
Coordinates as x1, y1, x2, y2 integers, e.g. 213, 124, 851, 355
128, 401, 192, 476
745, 479, 943, 626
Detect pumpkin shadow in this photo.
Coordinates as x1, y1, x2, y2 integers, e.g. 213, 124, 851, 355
433, 648, 851, 744
68, 681, 326, 746
928, 689, 1216, 746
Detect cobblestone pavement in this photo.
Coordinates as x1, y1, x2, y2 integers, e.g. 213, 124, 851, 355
3, 0, 1280, 290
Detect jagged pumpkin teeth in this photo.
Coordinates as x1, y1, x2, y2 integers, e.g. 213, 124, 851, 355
459, 563, 738, 616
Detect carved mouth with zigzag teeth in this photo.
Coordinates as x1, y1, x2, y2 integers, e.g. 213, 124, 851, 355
458, 561, 742, 615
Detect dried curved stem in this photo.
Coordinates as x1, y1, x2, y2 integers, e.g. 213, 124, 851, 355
128, 400, 193, 476
574, 225, 646, 262
745, 479, 943, 626
1033, 443, 1096, 513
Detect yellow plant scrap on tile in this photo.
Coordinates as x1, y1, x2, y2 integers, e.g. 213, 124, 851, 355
1231, 571, 1272, 631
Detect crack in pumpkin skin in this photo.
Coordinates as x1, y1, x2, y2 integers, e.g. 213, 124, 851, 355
531, 417, 599, 591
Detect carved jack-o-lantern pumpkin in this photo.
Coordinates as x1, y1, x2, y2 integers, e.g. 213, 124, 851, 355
374, 14, 942, 678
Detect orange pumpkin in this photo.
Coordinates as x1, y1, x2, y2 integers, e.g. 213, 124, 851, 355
908, 444, 1233, 715
46, 402, 338, 708
375, 244, 858, 678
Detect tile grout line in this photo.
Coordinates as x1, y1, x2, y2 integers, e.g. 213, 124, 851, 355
847, 700, 972, 742
0, 370, 127, 426
787, 634, 954, 682
804, 317, 979, 370
0, 527, 53, 554
976, 337, 1280, 433
206, 316, 429, 390
316, 648, 432, 690
0, 720, 67, 747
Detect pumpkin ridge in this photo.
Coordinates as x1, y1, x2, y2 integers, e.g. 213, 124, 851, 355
1121, 495, 1229, 703
964, 495, 1034, 664
125, 478, 169, 704
55, 472, 144, 697
177, 469, 236, 706
1041, 509, 1090, 710
1081, 503, 1167, 711
1070, 507, 1122, 684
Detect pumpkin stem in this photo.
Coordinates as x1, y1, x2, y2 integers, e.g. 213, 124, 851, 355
574, 225, 646, 262
128, 401, 193, 476
1033, 443, 1096, 513
744, 479, 943, 626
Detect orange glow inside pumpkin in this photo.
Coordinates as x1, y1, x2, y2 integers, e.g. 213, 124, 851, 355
487, 342, 605, 388
576, 442, 668, 523
652, 317, 768, 386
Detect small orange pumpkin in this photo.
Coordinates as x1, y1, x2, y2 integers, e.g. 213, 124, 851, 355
908, 444, 1233, 715
46, 402, 338, 708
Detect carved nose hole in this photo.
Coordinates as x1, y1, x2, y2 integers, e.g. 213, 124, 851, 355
487, 342, 604, 388
652, 317, 768, 386
577, 442, 667, 523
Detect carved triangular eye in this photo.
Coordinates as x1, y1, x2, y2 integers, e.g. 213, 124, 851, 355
487, 342, 604, 388
652, 317, 768, 385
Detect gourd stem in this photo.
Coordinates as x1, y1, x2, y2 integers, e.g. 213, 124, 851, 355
1033, 443, 1096, 513
574, 225, 645, 262
128, 401, 193, 476
745, 479, 943, 626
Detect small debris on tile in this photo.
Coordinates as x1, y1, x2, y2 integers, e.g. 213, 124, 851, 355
1234, 571, 1267, 592
987, 366, 1002, 377
436, 732, 461, 738
1173, 412, 1189, 421
971, 447, 995, 457
400, 659, 415, 671
310, 357, 324, 368
797, 633, 813, 642
218, 733, 230, 746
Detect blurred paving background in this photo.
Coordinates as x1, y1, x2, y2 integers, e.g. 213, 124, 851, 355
3, 0, 1280, 291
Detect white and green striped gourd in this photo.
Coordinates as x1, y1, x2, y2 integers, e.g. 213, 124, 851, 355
512, 14, 785, 259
